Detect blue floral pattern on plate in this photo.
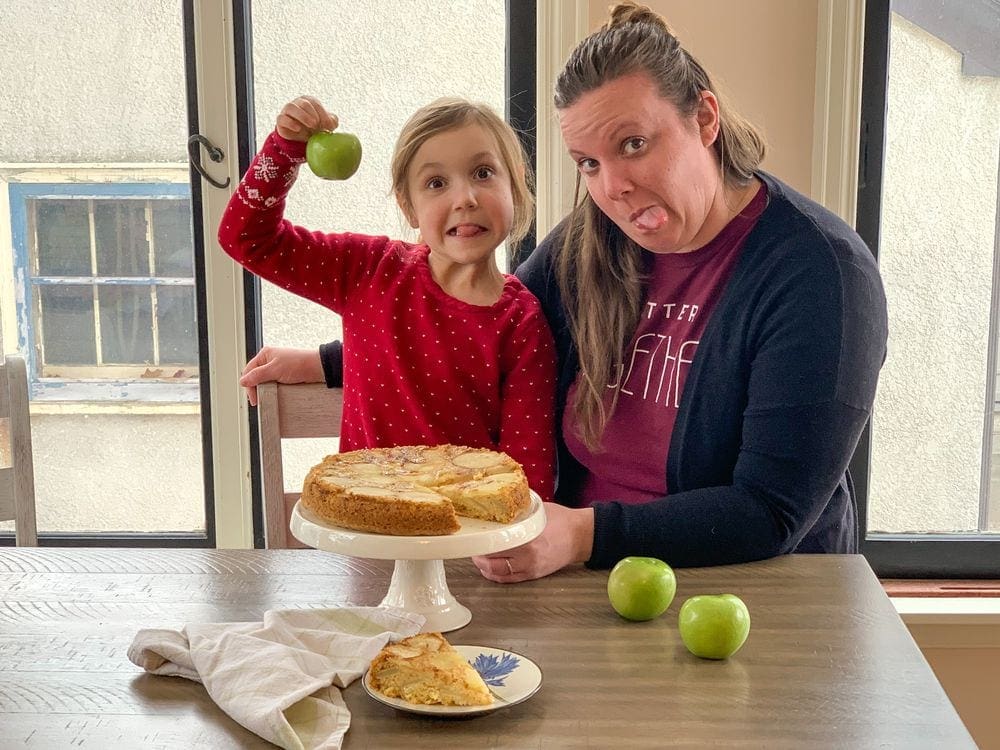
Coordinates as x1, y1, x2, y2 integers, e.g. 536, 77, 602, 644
470, 651, 520, 687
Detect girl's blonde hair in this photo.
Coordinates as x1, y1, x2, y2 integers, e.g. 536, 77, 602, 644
554, 2, 767, 450
391, 97, 535, 246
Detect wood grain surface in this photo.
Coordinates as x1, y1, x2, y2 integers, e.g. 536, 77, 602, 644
0, 549, 974, 749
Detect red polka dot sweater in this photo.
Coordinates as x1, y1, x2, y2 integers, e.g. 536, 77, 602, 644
218, 132, 557, 499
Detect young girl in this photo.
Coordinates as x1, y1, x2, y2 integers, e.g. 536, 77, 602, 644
218, 96, 556, 500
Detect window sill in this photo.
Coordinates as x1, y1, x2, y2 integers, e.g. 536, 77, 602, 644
28, 380, 201, 414
31, 380, 200, 402
885, 580, 1000, 627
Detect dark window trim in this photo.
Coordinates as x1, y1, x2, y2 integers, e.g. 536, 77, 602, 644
182, 0, 217, 549
506, 0, 537, 268
856, 0, 1000, 577
0, 533, 212, 548
232, 0, 266, 549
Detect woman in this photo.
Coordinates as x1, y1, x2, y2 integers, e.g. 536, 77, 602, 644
242, 2, 887, 582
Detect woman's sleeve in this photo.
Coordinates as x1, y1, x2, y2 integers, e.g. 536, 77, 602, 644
216, 131, 388, 314
319, 341, 344, 388
587, 236, 888, 569
498, 301, 558, 501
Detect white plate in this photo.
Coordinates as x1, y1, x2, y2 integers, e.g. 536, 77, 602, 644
362, 645, 542, 716
290, 492, 545, 560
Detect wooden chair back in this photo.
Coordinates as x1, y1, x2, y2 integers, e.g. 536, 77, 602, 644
257, 382, 343, 548
0, 355, 38, 546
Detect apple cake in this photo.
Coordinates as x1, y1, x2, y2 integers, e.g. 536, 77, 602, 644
300, 444, 530, 536
367, 632, 492, 706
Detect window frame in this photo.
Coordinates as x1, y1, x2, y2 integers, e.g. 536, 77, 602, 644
856, 0, 1000, 577
9, 181, 200, 403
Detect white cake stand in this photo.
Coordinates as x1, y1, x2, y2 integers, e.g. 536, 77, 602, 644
289, 492, 546, 633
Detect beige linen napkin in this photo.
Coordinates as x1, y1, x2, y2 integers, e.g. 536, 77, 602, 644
127, 606, 424, 750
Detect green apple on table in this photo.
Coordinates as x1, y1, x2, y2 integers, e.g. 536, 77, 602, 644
306, 130, 363, 180
678, 593, 751, 659
607, 556, 677, 621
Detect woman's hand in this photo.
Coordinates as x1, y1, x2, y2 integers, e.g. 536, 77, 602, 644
240, 346, 325, 406
276, 96, 339, 142
472, 504, 595, 583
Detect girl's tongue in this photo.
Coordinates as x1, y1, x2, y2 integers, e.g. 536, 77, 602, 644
451, 224, 484, 237
633, 206, 668, 231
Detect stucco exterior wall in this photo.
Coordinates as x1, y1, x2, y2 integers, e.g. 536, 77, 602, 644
867, 15, 1000, 533
0, 2, 188, 163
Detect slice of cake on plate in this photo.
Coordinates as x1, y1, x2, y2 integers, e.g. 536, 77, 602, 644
367, 632, 492, 706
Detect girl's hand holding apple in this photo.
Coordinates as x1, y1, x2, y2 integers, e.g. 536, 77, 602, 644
276, 95, 338, 142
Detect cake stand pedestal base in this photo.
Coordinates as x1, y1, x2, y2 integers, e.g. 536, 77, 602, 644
289, 494, 545, 632
380, 559, 472, 633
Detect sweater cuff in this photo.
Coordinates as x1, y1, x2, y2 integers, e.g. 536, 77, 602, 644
319, 341, 344, 388
584, 501, 624, 570
269, 131, 308, 161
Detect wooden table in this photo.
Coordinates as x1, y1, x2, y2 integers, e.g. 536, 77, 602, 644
0, 549, 974, 749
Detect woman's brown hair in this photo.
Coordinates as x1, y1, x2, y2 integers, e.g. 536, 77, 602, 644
554, 2, 766, 449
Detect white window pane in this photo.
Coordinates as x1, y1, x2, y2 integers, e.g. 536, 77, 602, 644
868, 7, 1000, 535
98, 285, 154, 364
157, 286, 198, 365
95, 201, 150, 277
35, 200, 91, 276
1, 0, 207, 537
153, 200, 195, 277
38, 285, 96, 365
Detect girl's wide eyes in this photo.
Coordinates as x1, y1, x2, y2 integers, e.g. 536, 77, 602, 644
474, 165, 495, 180
426, 177, 445, 189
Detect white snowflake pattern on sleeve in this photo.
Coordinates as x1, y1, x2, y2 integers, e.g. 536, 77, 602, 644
253, 155, 279, 182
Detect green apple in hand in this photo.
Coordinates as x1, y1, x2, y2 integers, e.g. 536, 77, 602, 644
607, 556, 677, 621
678, 594, 751, 659
306, 130, 362, 180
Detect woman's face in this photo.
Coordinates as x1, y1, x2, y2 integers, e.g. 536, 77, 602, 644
558, 71, 724, 254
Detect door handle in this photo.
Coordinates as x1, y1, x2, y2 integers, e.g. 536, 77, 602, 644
187, 134, 231, 189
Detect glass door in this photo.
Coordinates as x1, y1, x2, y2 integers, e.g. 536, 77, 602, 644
0, 0, 242, 545
245, 1, 511, 508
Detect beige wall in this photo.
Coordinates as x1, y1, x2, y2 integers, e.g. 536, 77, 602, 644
907, 622, 1000, 750
588, 0, 819, 195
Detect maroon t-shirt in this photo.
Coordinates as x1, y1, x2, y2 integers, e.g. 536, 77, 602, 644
564, 185, 767, 505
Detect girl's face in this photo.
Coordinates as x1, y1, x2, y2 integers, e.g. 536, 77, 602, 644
401, 122, 515, 267
558, 71, 724, 255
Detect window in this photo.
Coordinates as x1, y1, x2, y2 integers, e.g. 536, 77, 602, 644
857, 0, 1000, 576
243, 1, 518, 542
10, 183, 199, 401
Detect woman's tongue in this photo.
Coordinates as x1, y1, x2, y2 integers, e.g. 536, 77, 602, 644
633, 206, 668, 231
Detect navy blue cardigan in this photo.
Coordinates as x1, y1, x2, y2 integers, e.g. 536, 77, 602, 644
515, 173, 887, 568
319, 173, 887, 569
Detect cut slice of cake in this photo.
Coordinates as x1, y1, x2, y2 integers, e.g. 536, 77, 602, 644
368, 632, 492, 706
435, 471, 529, 523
